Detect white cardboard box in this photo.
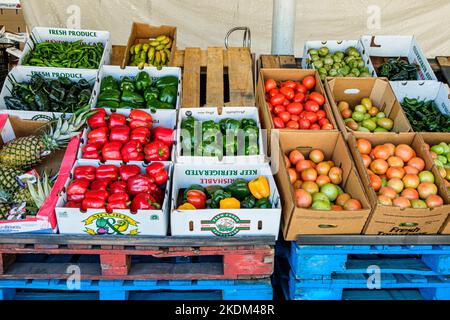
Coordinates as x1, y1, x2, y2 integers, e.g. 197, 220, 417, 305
176, 107, 267, 164
391, 81, 450, 116
171, 163, 281, 238
301, 39, 377, 77
361, 35, 437, 81
55, 160, 172, 236
0, 65, 98, 118
19, 27, 111, 71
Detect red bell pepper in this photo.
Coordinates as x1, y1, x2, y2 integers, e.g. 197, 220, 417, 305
110, 126, 130, 144
144, 140, 171, 161
96, 165, 119, 182
131, 193, 161, 212
74, 166, 97, 182
146, 162, 169, 185
67, 193, 85, 203
153, 127, 175, 146
186, 190, 207, 209
81, 198, 106, 211
85, 190, 110, 202
130, 127, 151, 145
129, 119, 152, 130
149, 184, 165, 204
122, 141, 145, 163
108, 113, 127, 129
109, 181, 128, 194
65, 201, 82, 209
106, 201, 129, 212
67, 179, 90, 196
82, 144, 102, 160
127, 174, 155, 196
88, 127, 109, 146
90, 180, 110, 192
102, 142, 123, 161
108, 193, 130, 203
87, 108, 107, 129
130, 110, 153, 124
119, 165, 141, 182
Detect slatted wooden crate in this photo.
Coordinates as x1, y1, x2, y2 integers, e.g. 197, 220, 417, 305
170, 47, 255, 108
259, 55, 298, 69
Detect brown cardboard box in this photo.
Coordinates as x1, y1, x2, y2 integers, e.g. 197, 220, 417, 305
276, 131, 371, 240
256, 69, 338, 155
348, 132, 450, 235
420, 133, 450, 234
0, 9, 26, 33
122, 22, 177, 68
325, 77, 413, 139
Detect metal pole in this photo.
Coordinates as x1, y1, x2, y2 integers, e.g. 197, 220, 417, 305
271, 0, 297, 55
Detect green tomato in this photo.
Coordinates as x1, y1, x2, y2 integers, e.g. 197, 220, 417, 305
311, 54, 320, 61
377, 118, 394, 131
362, 119, 377, 132
309, 49, 318, 56
376, 112, 386, 119
419, 171, 435, 183
440, 143, 450, 153
314, 60, 324, 69
437, 155, 448, 165
357, 126, 371, 132
374, 127, 388, 132
431, 145, 445, 155
329, 69, 338, 77
312, 201, 332, 211
318, 47, 329, 57
313, 192, 331, 204
361, 98, 373, 110
352, 111, 366, 122
354, 104, 367, 113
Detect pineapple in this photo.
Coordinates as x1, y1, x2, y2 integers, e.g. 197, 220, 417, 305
15, 172, 53, 216
0, 106, 94, 169
0, 167, 24, 193
0, 202, 12, 220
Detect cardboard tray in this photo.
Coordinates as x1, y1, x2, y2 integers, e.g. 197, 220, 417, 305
348, 132, 450, 235
275, 131, 371, 240
325, 77, 413, 139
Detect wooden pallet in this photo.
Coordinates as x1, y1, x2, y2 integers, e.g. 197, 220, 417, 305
0, 236, 274, 280
171, 47, 255, 108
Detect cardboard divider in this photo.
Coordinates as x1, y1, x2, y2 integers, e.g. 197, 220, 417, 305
325, 77, 413, 139
348, 132, 450, 235
122, 22, 177, 68
276, 131, 371, 240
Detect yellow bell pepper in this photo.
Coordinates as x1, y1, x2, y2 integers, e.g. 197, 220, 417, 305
248, 176, 270, 200
220, 198, 241, 209
177, 203, 197, 210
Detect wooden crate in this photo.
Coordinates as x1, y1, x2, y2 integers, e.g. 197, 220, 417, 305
259, 55, 298, 69
171, 47, 255, 108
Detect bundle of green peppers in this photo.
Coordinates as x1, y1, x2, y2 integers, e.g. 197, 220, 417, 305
4, 74, 92, 112
401, 97, 450, 132
378, 58, 419, 81
22, 40, 104, 69
180, 116, 260, 157
97, 72, 178, 111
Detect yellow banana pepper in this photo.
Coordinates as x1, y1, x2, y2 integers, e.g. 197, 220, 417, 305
248, 176, 270, 200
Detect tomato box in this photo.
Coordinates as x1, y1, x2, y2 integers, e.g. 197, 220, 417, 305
0, 2, 26, 34
348, 132, 450, 235
176, 107, 267, 164
361, 35, 437, 81
0, 65, 98, 118
325, 77, 413, 139
0, 113, 80, 234
170, 163, 281, 238
275, 131, 371, 240
55, 160, 172, 236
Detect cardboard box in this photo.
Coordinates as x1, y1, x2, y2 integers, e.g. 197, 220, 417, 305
361, 35, 437, 81
348, 132, 450, 235
0, 65, 98, 118
19, 27, 111, 71
171, 163, 281, 238
325, 77, 413, 139
122, 22, 177, 68
0, 8, 26, 34
176, 107, 267, 164
55, 161, 172, 236
257, 69, 338, 155
391, 80, 450, 116
276, 131, 371, 240
301, 40, 377, 77
0, 113, 80, 234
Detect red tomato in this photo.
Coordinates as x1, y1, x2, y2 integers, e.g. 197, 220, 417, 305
299, 119, 311, 129
280, 87, 295, 100
293, 93, 306, 103
304, 111, 319, 124
271, 94, 285, 106
279, 112, 292, 123
286, 121, 300, 129
281, 81, 297, 89
290, 115, 300, 122
319, 118, 330, 127
322, 124, 335, 130
316, 110, 326, 120
310, 124, 321, 130
273, 105, 286, 115
269, 88, 279, 97
309, 92, 326, 106
295, 83, 308, 94
265, 79, 277, 92
287, 102, 303, 115
304, 101, 320, 113
273, 117, 285, 128
283, 99, 290, 106
302, 76, 316, 90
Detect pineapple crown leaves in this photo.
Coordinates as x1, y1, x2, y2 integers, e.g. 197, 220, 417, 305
26, 171, 53, 208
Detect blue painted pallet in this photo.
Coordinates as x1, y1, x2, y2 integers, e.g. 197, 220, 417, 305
281, 242, 450, 280
0, 279, 273, 301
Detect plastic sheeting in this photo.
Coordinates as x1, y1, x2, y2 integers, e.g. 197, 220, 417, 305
20, 0, 450, 57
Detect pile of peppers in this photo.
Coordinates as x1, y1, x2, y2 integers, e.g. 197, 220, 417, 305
5, 74, 92, 112
401, 97, 450, 132
65, 163, 168, 213
177, 177, 272, 210
378, 58, 419, 81
22, 40, 104, 69
180, 117, 260, 157
97, 72, 178, 111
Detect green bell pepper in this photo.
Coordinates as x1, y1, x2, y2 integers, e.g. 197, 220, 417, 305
181, 116, 196, 130
241, 196, 257, 209
205, 185, 224, 198
135, 71, 152, 91
202, 121, 221, 134
226, 179, 251, 201
159, 86, 177, 105
245, 144, 260, 156
101, 76, 119, 91
241, 119, 257, 129
255, 198, 272, 209
220, 118, 241, 133
144, 87, 160, 102
211, 189, 232, 209
97, 100, 120, 109
197, 141, 223, 157
98, 89, 121, 103
155, 76, 178, 89
120, 77, 136, 92
121, 90, 145, 106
